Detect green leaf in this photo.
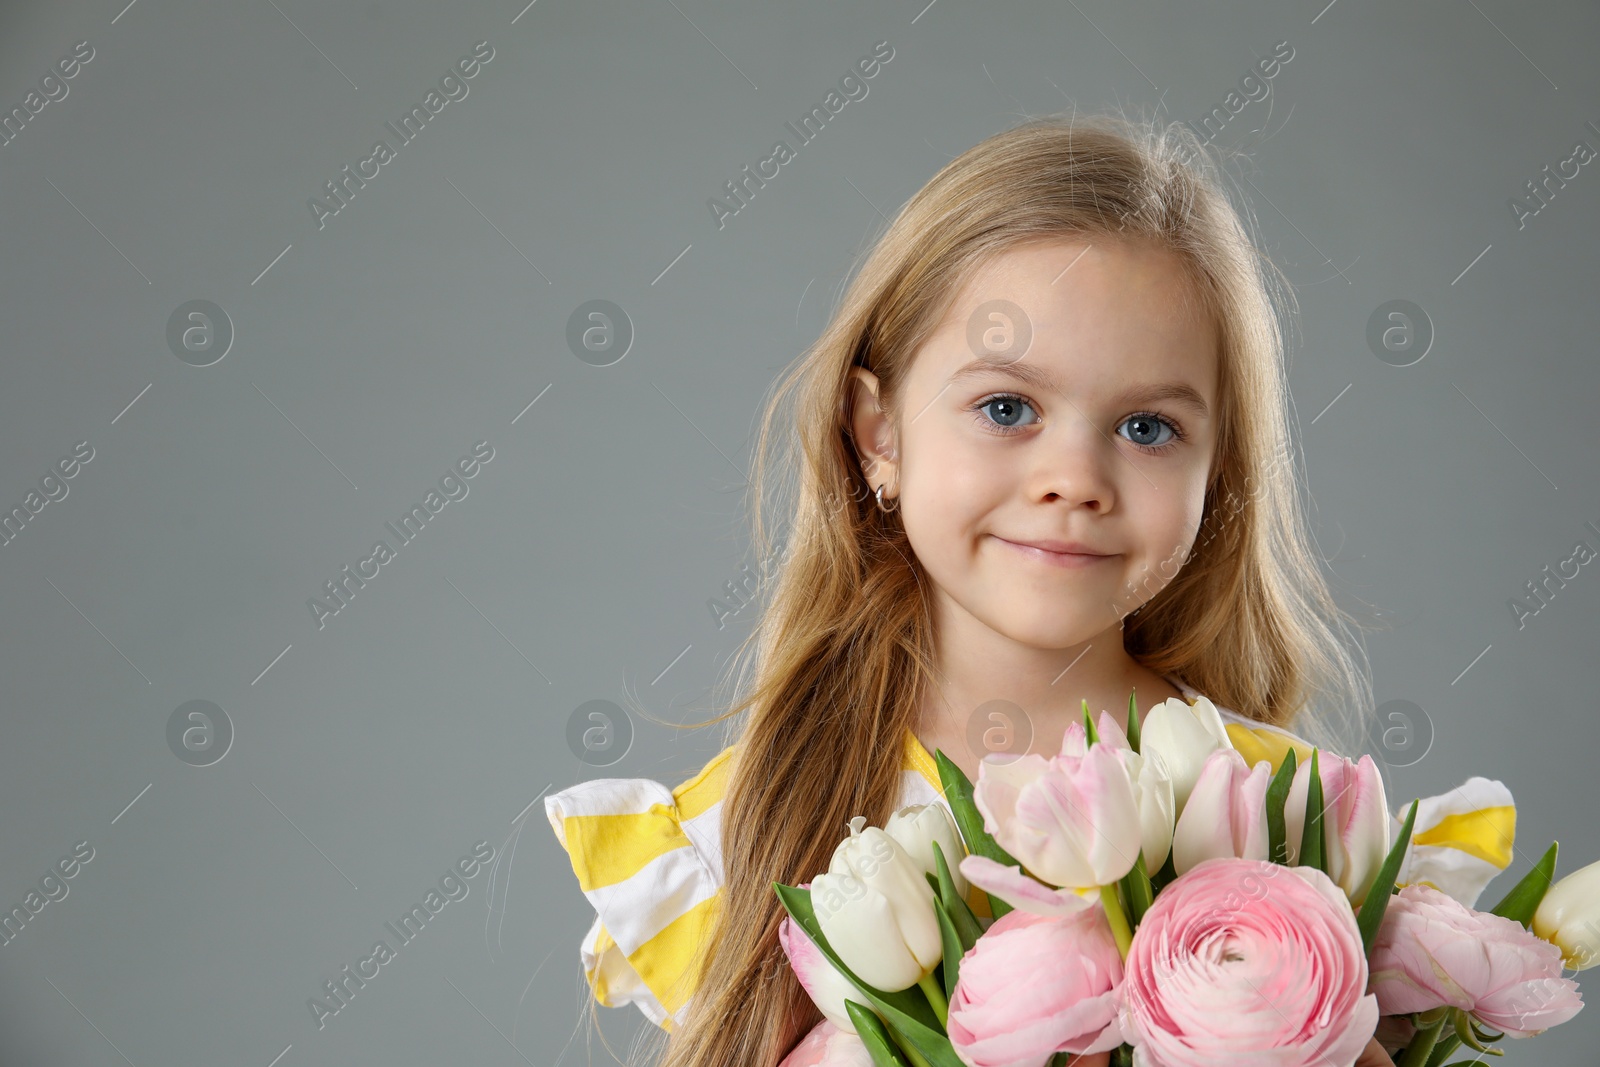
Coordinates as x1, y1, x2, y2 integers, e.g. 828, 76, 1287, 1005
1125, 689, 1141, 753
1082, 699, 1099, 744
1357, 798, 1419, 956
931, 840, 984, 951
934, 750, 1019, 920
1264, 748, 1298, 866
1120, 849, 1155, 926
845, 999, 912, 1067
1299, 749, 1326, 874
933, 897, 964, 1004
1488, 841, 1558, 928
772, 883, 965, 1067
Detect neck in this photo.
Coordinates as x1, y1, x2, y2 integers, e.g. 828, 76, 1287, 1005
916, 613, 1184, 753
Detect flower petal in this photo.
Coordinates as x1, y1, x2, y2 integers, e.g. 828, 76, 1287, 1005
958, 854, 1096, 917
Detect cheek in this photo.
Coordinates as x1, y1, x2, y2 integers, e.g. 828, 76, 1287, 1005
897, 428, 999, 539
1127, 471, 1208, 558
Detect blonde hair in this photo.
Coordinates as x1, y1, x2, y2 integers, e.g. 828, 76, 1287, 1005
594, 110, 1371, 1067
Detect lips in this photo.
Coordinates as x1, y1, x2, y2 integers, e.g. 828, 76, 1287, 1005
992, 535, 1119, 570
996, 536, 1113, 556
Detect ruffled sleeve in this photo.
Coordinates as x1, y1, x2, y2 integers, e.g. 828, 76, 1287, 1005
1221, 718, 1315, 777
544, 744, 736, 1032
1389, 776, 1516, 908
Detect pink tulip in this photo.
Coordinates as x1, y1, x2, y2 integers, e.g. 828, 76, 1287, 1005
1120, 857, 1378, 1067
1063, 715, 1177, 876
1059, 711, 1131, 757
1368, 883, 1584, 1037
778, 1019, 876, 1067
1283, 751, 1390, 906
947, 904, 1126, 1065
1169, 748, 1270, 875
969, 733, 1142, 891
958, 853, 1100, 918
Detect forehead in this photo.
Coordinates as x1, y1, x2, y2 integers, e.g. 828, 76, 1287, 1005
915, 236, 1218, 394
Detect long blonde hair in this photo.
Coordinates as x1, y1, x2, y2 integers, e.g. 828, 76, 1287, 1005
601, 110, 1370, 1067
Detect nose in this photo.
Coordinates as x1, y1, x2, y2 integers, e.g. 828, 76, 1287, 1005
1030, 419, 1118, 513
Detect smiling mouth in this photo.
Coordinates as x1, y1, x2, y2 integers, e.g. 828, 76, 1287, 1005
992, 536, 1119, 568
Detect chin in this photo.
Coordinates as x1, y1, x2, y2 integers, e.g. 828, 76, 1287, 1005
991, 616, 1108, 651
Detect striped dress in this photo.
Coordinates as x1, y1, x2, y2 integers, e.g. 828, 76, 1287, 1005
543, 681, 1516, 1032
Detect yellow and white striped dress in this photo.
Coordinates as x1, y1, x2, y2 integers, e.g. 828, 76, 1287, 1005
543, 684, 1516, 1032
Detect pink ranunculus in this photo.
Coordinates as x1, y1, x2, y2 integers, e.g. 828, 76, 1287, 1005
1120, 857, 1378, 1067
947, 903, 1126, 1066
1368, 882, 1584, 1037
778, 1018, 875, 1067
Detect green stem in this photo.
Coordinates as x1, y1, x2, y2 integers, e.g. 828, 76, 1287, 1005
1100, 883, 1133, 959
917, 972, 949, 1028
1398, 1013, 1448, 1067
1423, 1032, 1462, 1067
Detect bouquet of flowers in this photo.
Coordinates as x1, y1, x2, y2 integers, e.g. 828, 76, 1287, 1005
772, 695, 1595, 1067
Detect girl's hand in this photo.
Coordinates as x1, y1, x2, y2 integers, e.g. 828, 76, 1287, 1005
1355, 1036, 1398, 1066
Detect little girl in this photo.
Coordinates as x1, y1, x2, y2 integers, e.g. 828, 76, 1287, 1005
545, 114, 1490, 1067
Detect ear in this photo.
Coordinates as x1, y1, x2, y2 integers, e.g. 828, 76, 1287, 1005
845, 367, 899, 502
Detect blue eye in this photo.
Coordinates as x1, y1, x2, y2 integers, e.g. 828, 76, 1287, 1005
974, 393, 1038, 433
1117, 413, 1178, 448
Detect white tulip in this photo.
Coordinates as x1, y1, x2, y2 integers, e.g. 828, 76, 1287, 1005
814, 816, 943, 991
1120, 745, 1177, 875
885, 803, 970, 901
1139, 695, 1233, 817
1534, 858, 1600, 971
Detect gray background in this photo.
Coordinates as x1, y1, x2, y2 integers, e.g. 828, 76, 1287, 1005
2, 0, 1597, 1064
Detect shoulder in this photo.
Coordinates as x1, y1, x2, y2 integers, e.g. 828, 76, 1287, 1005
673, 742, 737, 821
545, 743, 737, 891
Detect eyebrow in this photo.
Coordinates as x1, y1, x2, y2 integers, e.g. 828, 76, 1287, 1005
946, 355, 1211, 418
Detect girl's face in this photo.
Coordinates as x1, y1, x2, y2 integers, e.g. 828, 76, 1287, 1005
848, 236, 1220, 650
